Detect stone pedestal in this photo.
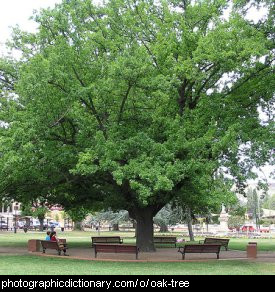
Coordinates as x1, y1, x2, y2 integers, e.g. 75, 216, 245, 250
28, 240, 41, 252
247, 242, 257, 258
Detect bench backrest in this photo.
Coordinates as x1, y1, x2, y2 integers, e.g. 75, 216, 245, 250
204, 238, 229, 245
92, 236, 122, 244
154, 236, 177, 243
41, 240, 59, 249
184, 244, 221, 253
94, 244, 137, 253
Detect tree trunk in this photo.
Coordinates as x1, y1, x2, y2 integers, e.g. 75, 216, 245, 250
159, 224, 168, 233
112, 223, 119, 231
39, 218, 44, 232
186, 208, 194, 241
73, 221, 84, 231
187, 220, 194, 241
26, 218, 31, 228
134, 206, 156, 252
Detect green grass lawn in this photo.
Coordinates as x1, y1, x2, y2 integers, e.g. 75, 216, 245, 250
0, 255, 274, 275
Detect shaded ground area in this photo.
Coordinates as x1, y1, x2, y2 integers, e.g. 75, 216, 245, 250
1, 246, 275, 262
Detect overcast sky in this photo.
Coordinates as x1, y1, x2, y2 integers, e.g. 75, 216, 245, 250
0, 0, 273, 186
0, 0, 62, 52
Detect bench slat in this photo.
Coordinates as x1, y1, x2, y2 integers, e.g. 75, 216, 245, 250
153, 236, 177, 247
40, 240, 68, 256
202, 238, 230, 250
91, 236, 123, 247
94, 244, 139, 259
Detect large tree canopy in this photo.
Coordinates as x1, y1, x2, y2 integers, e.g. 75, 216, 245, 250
0, 0, 274, 251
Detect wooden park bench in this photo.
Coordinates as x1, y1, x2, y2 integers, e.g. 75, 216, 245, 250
40, 240, 68, 256
91, 236, 123, 247
178, 244, 221, 260
199, 238, 230, 251
154, 236, 178, 247
94, 244, 139, 259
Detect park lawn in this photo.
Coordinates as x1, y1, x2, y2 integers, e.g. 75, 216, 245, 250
228, 238, 275, 251
0, 231, 135, 248
0, 255, 274, 275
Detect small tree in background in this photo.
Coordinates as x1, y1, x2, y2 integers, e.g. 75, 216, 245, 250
228, 215, 245, 231
153, 204, 179, 232
90, 210, 130, 231
246, 188, 264, 229
262, 194, 275, 210
66, 207, 89, 231
21, 201, 49, 231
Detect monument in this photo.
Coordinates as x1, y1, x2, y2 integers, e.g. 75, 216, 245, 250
218, 204, 229, 232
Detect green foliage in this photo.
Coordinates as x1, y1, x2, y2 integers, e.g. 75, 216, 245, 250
90, 209, 130, 226
66, 207, 89, 223
229, 202, 246, 217
262, 194, 275, 210
228, 215, 245, 229
20, 202, 48, 220
153, 204, 179, 228
246, 187, 264, 219
32, 207, 48, 221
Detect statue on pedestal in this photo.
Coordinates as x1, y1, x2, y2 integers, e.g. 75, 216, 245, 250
218, 204, 229, 232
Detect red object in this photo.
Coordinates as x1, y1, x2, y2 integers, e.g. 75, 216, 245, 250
28, 240, 41, 252
241, 226, 255, 232
247, 242, 257, 258
260, 228, 269, 233
50, 236, 57, 241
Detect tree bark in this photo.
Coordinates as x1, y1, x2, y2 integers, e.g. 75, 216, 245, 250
25, 218, 31, 228
133, 206, 156, 252
39, 218, 44, 232
186, 208, 194, 241
159, 224, 168, 233
73, 221, 84, 231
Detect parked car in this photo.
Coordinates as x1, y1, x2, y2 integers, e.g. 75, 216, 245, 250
259, 227, 269, 233
0, 221, 8, 229
49, 221, 60, 228
17, 221, 25, 228
241, 225, 256, 232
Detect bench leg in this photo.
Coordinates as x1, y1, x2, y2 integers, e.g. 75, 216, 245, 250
43, 248, 46, 254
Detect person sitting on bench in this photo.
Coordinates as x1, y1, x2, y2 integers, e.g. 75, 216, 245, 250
45, 231, 51, 241
50, 231, 66, 251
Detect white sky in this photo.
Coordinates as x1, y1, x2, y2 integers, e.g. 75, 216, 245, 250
0, 0, 273, 186
0, 0, 62, 53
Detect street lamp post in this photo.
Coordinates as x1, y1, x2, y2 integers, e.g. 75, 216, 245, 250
13, 204, 18, 233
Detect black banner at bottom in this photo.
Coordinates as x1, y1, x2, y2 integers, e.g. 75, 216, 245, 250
0, 275, 269, 290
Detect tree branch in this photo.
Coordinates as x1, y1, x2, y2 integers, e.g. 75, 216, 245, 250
118, 82, 132, 124
71, 65, 108, 139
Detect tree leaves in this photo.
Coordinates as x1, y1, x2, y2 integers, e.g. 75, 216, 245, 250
0, 0, 274, 215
